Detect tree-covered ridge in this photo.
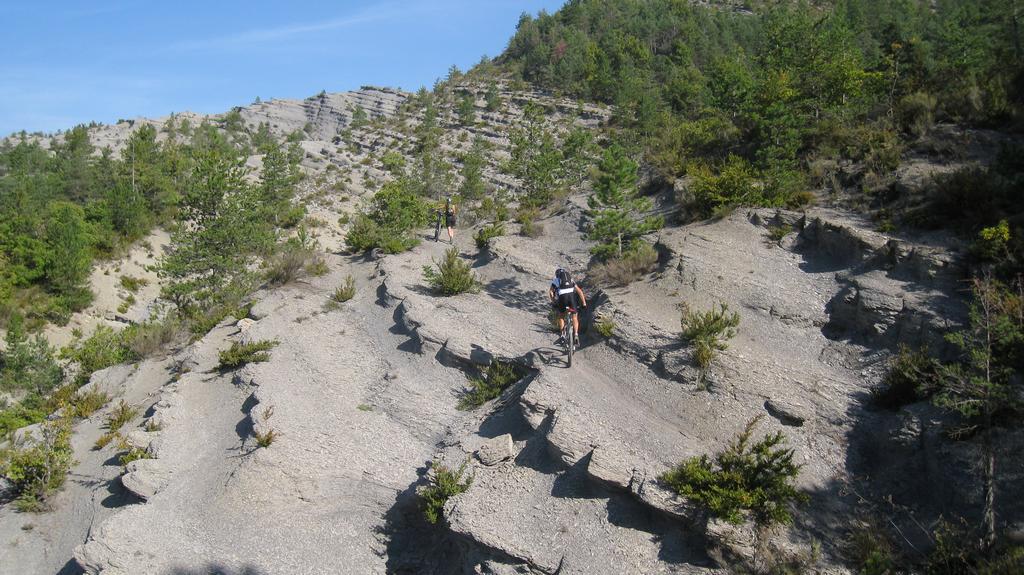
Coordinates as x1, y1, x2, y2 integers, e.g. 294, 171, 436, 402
0, 115, 303, 330
498, 0, 1022, 207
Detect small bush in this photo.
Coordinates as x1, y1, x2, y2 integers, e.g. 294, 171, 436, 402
122, 317, 186, 358
421, 459, 473, 524
474, 223, 505, 250
265, 239, 315, 287
659, 415, 806, 525
144, 419, 162, 432
681, 303, 740, 370
94, 432, 117, 450
218, 340, 279, 370
254, 428, 277, 448
872, 345, 941, 409
589, 242, 659, 287
119, 446, 152, 467
422, 248, 480, 296
687, 155, 761, 218
106, 400, 139, 433
899, 91, 937, 138
0, 401, 48, 436
849, 524, 898, 575
61, 326, 138, 385
70, 389, 109, 418
119, 275, 149, 293
327, 276, 357, 309
117, 294, 135, 314
517, 209, 544, 238
457, 361, 521, 410
305, 256, 329, 277
596, 316, 616, 338
0, 415, 74, 511
767, 224, 792, 243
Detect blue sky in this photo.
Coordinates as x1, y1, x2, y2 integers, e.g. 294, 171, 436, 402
0, 0, 565, 135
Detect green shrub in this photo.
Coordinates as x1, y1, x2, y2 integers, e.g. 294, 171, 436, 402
517, 208, 544, 238
218, 339, 279, 370
898, 91, 937, 138
61, 325, 138, 385
105, 400, 139, 433
659, 416, 806, 525
0, 415, 74, 511
70, 389, 109, 418
119, 275, 149, 293
849, 524, 898, 575
596, 316, 616, 338
767, 224, 792, 242
589, 242, 659, 287
119, 446, 152, 467
474, 223, 505, 250
265, 236, 316, 287
1, 316, 63, 395
117, 294, 135, 314
381, 151, 406, 174
121, 317, 186, 358
457, 361, 521, 410
681, 302, 740, 370
0, 402, 48, 436
254, 427, 277, 448
687, 155, 761, 218
421, 459, 473, 524
422, 248, 480, 296
326, 276, 356, 309
345, 180, 430, 254
871, 345, 941, 409
305, 256, 329, 277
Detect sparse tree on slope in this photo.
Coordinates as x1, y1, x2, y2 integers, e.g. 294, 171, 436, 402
160, 144, 272, 315
587, 144, 662, 259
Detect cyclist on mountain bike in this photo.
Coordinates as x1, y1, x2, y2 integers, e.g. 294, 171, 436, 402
549, 267, 587, 348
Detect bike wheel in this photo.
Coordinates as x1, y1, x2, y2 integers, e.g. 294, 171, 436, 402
566, 317, 574, 367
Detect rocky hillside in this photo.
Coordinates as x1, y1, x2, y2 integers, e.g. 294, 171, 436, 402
1, 72, 1019, 575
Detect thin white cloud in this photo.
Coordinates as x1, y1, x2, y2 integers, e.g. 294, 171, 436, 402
168, 4, 405, 52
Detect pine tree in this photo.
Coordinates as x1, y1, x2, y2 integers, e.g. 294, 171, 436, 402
160, 145, 272, 315
43, 202, 92, 300
587, 144, 662, 259
459, 137, 488, 200
485, 82, 502, 111
457, 92, 476, 125
935, 276, 1023, 550
258, 139, 300, 224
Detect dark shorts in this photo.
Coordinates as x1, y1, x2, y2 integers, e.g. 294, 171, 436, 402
553, 292, 578, 313
445, 213, 456, 227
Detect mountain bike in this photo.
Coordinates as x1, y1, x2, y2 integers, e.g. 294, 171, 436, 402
433, 211, 442, 241
562, 307, 577, 367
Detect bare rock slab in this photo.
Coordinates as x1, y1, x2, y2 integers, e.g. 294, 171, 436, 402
120, 459, 171, 501
476, 433, 514, 466
764, 399, 807, 427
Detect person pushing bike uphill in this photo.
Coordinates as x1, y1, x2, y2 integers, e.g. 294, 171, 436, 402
549, 267, 587, 349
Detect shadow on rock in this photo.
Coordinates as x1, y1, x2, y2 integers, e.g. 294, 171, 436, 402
234, 392, 258, 442
100, 475, 143, 509
605, 491, 712, 567
550, 452, 601, 500
56, 559, 85, 575
483, 277, 547, 314
167, 564, 267, 575
381, 463, 479, 575
477, 372, 538, 442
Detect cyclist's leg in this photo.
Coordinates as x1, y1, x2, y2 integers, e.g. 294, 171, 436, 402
572, 312, 580, 338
